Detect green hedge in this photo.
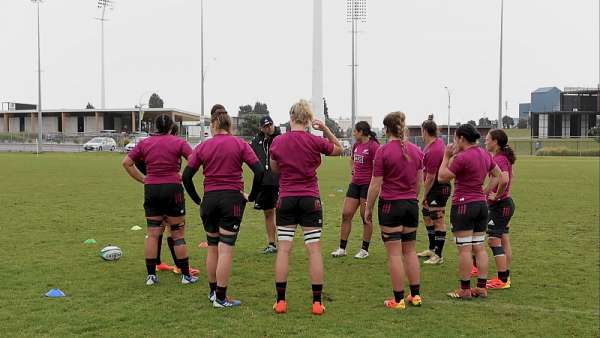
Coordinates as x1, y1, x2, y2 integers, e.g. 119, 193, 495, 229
536, 147, 600, 157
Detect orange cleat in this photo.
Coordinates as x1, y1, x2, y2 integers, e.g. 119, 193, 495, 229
273, 300, 288, 314
156, 263, 175, 272
470, 266, 479, 277
486, 278, 511, 290
312, 302, 326, 315
173, 267, 200, 276
405, 294, 422, 306
383, 298, 406, 310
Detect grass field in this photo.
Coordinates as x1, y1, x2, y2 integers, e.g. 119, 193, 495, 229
0, 153, 598, 337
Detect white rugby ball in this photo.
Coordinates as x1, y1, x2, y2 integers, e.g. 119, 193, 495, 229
100, 245, 122, 261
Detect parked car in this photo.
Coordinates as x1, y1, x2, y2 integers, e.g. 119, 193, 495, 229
83, 137, 117, 151
125, 137, 148, 152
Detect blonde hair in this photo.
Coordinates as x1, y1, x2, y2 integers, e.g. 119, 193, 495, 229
210, 104, 232, 134
289, 99, 314, 126
383, 111, 410, 160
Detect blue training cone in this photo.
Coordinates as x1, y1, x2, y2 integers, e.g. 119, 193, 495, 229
45, 289, 65, 298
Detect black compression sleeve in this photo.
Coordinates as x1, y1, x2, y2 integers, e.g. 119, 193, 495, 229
248, 162, 265, 202
182, 166, 201, 205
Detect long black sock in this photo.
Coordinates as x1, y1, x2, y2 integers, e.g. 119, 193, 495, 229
276, 282, 287, 302
156, 234, 163, 264
426, 226, 435, 250
409, 284, 420, 297
178, 257, 190, 277
506, 269, 511, 278
434, 231, 446, 257
477, 278, 487, 288
167, 237, 177, 266
460, 280, 470, 290
362, 240, 370, 251
216, 286, 227, 301
209, 282, 217, 293
312, 284, 323, 303
498, 270, 508, 283
340, 239, 348, 250
393, 290, 404, 303
145, 258, 157, 275
269, 242, 276, 248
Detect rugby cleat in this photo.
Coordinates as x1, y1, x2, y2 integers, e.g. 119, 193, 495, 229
383, 298, 406, 310
331, 248, 347, 258
471, 266, 479, 277
447, 288, 472, 300
181, 274, 199, 285
417, 249, 435, 258
273, 300, 288, 314
406, 294, 422, 306
156, 262, 175, 272
424, 254, 444, 265
208, 291, 216, 302
471, 287, 488, 298
145, 275, 159, 286
263, 245, 278, 254
213, 298, 241, 308
311, 301, 326, 315
354, 249, 369, 259
173, 267, 200, 276
486, 278, 511, 290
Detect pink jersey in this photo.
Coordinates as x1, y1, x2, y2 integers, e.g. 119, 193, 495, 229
351, 139, 380, 185
270, 131, 334, 198
448, 146, 496, 204
128, 134, 192, 185
423, 138, 445, 177
187, 134, 259, 193
490, 152, 513, 202
373, 140, 424, 200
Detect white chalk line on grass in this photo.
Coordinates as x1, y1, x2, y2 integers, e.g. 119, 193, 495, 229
428, 299, 599, 316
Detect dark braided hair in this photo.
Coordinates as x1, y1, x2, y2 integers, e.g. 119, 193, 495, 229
455, 124, 480, 143
355, 121, 379, 144
155, 114, 174, 135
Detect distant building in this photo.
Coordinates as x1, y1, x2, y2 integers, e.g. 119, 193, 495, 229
529, 87, 599, 138
519, 103, 531, 121
333, 115, 373, 131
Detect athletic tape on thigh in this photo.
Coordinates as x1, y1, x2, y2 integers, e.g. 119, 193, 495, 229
277, 226, 295, 242
454, 236, 473, 246
303, 229, 322, 244
381, 231, 403, 242
169, 223, 185, 231
400, 231, 417, 242
147, 219, 163, 228
219, 233, 238, 246
471, 235, 485, 246
491, 246, 505, 257
173, 238, 186, 246
206, 235, 219, 246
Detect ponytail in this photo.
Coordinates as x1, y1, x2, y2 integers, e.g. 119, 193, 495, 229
155, 114, 174, 135
355, 121, 379, 144
489, 129, 516, 164
369, 131, 379, 144
210, 104, 232, 134
383, 111, 409, 160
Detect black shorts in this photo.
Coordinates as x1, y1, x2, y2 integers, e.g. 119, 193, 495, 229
276, 196, 323, 228
487, 198, 515, 238
144, 184, 185, 218
378, 199, 419, 228
200, 190, 247, 233
450, 201, 488, 233
425, 183, 451, 208
346, 183, 369, 200
254, 186, 279, 211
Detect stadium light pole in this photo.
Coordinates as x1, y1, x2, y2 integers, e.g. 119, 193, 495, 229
497, 0, 504, 128
32, 0, 43, 153
444, 86, 451, 144
200, 0, 205, 142
311, 0, 325, 137
96, 0, 114, 109
346, 0, 367, 137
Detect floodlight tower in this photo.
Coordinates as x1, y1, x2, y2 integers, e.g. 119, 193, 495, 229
200, 0, 206, 141
346, 0, 366, 133
444, 86, 451, 144
497, 0, 504, 127
96, 0, 114, 109
312, 0, 325, 130
31, 0, 43, 152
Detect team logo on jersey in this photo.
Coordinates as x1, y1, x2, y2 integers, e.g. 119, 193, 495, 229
233, 224, 239, 230
430, 200, 438, 206
488, 220, 495, 226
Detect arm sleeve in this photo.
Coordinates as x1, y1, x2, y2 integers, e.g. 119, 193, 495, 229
242, 142, 260, 166
448, 154, 463, 176
128, 142, 143, 162
318, 135, 335, 155
495, 156, 509, 173
247, 162, 266, 202
417, 149, 425, 170
181, 140, 193, 159
373, 147, 385, 177
187, 149, 202, 170
182, 166, 201, 205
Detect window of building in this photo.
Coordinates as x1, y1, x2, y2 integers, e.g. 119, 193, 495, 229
581, 115, 589, 138
19, 117, 25, 132
562, 114, 570, 138
539, 114, 548, 138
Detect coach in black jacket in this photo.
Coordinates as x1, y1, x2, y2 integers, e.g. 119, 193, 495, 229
250, 115, 281, 254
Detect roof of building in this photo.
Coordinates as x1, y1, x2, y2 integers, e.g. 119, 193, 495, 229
0, 108, 201, 121
533, 87, 561, 94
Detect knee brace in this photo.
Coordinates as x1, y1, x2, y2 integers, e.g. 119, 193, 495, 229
491, 246, 505, 257
381, 231, 403, 242
206, 235, 219, 246
169, 223, 185, 231
454, 236, 473, 247
400, 231, 417, 242
303, 229, 322, 244
429, 209, 445, 221
147, 219, 163, 228
173, 238, 186, 246
277, 226, 295, 242
471, 235, 485, 246
219, 233, 238, 246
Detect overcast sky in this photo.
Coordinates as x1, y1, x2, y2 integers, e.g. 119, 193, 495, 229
1, 0, 598, 126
